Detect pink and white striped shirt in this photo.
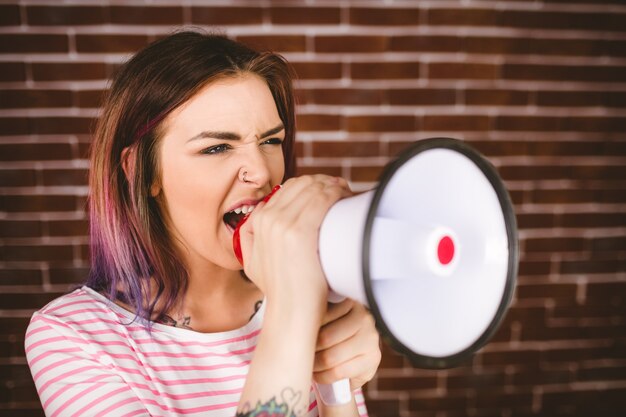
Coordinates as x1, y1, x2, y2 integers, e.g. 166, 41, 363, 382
25, 286, 368, 417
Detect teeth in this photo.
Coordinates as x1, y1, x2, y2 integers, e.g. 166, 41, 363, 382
230, 204, 257, 215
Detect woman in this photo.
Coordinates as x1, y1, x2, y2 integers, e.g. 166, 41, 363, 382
25, 30, 381, 416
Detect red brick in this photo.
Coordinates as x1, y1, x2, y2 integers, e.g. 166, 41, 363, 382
291, 62, 342, 79
349, 8, 420, 26
0, 143, 73, 161
350, 166, 384, 182
76, 89, 106, 108
42, 169, 88, 186
26, 6, 106, 25
76, 34, 150, 53
296, 114, 342, 131
351, 62, 420, 79
423, 115, 490, 131
299, 88, 384, 106
0, 34, 68, 53
236, 35, 306, 52
0, 5, 20, 25
47, 219, 88, 237
1, 195, 77, 212
315, 36, 388, 53
500, 164, 623, 181
347, 115, 416, 132
0, 62, 26, 82
190, 7, 263, 25
0, 220, 41, 238
32, 62, 107, 81
465, 89, 529, 106
0, 169, 37, 187
428, 62, 498, 80
388, 88, 456, 105
271, 7, 340, 24
110, 6, 183, 25
468, 140, 529, 156
0, 89, 72, 109
391, 35, 461, 52
312, 141, 380, 158
427, 8, 498, 26
295, 165, 342, 177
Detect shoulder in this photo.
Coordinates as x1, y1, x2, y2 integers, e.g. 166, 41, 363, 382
25, 287, 131, 350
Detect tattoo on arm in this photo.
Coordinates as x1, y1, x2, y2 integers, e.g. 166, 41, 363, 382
237, 388, 306, 417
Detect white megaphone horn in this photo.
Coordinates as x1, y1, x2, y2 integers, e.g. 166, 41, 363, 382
314, 137, 518, 406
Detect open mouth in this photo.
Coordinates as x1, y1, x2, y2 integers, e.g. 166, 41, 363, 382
223, 204, 256, 231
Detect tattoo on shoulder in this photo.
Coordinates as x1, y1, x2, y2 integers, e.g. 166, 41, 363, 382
237, 388, 305, 417
249, 299, 263, 321
158, 314, 192, 330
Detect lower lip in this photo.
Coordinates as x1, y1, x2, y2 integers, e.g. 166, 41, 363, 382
224, 221, 235, 234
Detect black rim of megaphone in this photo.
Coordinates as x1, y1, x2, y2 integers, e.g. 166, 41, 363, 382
362, 137, 519, 369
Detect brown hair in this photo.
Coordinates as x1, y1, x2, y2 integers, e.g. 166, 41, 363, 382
86, 30, 297, 325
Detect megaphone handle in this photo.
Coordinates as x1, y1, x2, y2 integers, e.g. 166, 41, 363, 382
315, 378, 352, 406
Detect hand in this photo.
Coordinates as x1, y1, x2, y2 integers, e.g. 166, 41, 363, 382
238, 175, 352, 314
313, 299, 382, 391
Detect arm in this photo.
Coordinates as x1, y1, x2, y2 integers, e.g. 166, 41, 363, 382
236, 176, 351, 416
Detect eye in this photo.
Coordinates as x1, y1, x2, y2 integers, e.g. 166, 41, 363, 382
262, 138, 283, 146
201, 144, 232, 155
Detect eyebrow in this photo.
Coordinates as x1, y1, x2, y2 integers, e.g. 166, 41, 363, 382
187, 123, 285, 142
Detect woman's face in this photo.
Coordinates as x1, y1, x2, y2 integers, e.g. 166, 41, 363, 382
155, 73, 286, 271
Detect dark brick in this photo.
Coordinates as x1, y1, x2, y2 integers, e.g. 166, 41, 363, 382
409, 393, 469, 412
350, 166, 384, 182
391, 35, 461, 52
1, 194, 77, 212
0, 5, 21, 25
465, 89, 529, 106
42, 169, 88, 186
75, 89, 106, 108
271, 7, 339, 24
0, 291, 66, 309
503, 64, 626, 83
423, 115, 490, 131
0, 62, 26, 82
560, 260, 625, 274
236, 35, 306, 52
49, 267, 89, 284
0, 34, 68, 53
191, 7, 263, 25
560, 212, 626, 228
388, 88, 456, 105
315, 36, 388, 53
428, 62, 498, 79
26, 6, 106, 25
47, 219, 88, 237
0, 169, 36, 187
110, 6, 183, 25
295, 165, 342, 177
378, 375, 437, 391
296, 114, 341, 131
76, 34, 150, 53
347, 115, 416, 132
312, 141, 380, 158
351, 62, 420, 79
495, 116, 560, 132
0, 143, 73, 161
349, 8, 420, 26
32, 62, 107, 81
291, 62, 342, 79
299, 88, 384, 106
0, 220, 41, 238
516, 283, 578, 300
499, 10, 626, 33
1, 245, 74, 262
427, 8, 498, 26
0, 89, 72, 109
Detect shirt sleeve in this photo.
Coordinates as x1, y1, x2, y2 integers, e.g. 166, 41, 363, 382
25, 312, 152, 417
353, 387, 369, 417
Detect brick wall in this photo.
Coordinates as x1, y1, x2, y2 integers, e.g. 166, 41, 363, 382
1, 1, 625, 416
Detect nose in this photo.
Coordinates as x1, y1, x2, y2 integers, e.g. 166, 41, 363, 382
238, 144, 272, 187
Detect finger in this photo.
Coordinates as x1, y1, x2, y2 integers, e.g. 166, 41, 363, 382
313, 352, 379, 387
320, 299, 354, 327
314, 321, 377, 372
316, 303, 364, 352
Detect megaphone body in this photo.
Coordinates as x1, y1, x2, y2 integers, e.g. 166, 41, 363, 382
235, 138, 518, 406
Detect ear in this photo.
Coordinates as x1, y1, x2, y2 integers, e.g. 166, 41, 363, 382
121, 145, 161, 197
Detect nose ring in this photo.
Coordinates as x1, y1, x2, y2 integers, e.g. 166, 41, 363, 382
242, 171, 249, 183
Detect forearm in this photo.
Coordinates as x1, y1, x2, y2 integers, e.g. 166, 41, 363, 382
316, 397, 360, 417
237, 297, 325, 417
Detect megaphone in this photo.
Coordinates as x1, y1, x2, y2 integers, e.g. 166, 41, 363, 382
315, 137, 518, 405
234, 137, 518, 406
